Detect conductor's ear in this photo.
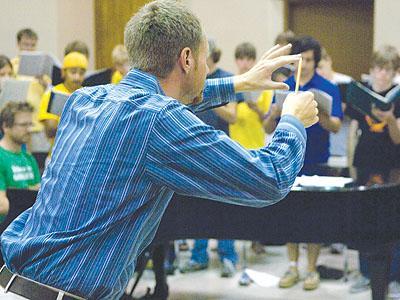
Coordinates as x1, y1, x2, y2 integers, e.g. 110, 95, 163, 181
178, 47, 194, 74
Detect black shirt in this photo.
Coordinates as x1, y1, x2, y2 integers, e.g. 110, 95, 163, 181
348, 84, 400, 171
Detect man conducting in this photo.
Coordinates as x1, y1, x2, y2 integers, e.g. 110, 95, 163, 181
0, 1, 318, 299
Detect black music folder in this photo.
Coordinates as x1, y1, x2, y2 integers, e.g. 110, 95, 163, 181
48, 91, 69, 117
347, 81, 400, 121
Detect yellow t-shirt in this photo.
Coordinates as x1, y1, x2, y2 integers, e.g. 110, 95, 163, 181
111, 71, 123, 84
38, 83, 72, 123
11, 56, 20, 75
14, 75, 45, 132
229, 90, 272, 149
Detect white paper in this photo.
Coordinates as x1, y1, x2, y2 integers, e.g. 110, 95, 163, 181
308, 88, 333, 115
18, 51, 60, 77
244, 268, 280, 287
293, 175, 353, 188
0, 78, 31, 107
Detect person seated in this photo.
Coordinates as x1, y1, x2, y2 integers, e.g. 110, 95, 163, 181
0, 102, 41, 221
180, 39, 239, 278
347, 46, 400, 298
38, 51, 88, 159
264, 36, 342, 291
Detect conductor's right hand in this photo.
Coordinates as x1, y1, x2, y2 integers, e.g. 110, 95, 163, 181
281, 91, 319, 128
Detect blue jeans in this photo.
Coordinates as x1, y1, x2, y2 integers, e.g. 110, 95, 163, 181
191, 239, 238, 265
359, 243, 400, 281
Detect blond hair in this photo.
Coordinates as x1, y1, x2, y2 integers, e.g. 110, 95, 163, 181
124, 0, 203, 78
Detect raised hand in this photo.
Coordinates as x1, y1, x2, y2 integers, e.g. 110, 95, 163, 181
234, 44, 300, 92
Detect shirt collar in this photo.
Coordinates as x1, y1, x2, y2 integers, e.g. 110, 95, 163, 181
119, 68, 165, 95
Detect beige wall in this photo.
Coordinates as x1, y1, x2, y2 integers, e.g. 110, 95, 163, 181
0, 0, 95, 70
374, 0, 400, 52
0, 0, 399, 73
184, 0, 284, 74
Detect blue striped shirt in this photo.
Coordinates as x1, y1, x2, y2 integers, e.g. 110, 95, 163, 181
1, 69, 306, 299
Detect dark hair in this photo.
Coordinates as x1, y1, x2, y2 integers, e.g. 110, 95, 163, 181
272, 66, 293, 81
291, 35, 321, 67
64, 40, 90, 58
0, 102, 34, 134
235, 42, 256, 60
17, 28, 38, 42
274, 30, 295, 45
0, 55, 12, 71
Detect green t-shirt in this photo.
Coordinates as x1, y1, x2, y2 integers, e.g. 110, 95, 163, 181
0, 146, 41, 190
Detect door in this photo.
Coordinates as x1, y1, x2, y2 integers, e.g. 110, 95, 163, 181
285, 0, 374, 80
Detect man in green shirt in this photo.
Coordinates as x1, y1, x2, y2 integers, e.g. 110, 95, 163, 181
0, 102, 41, 221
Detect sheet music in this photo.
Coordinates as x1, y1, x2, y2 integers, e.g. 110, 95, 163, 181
274, 90, 290, 108
293, 175, 353, 188
308, 88, 332, 115
18, 51, 60, 77
0, 78, 31, 107
274, 89, 332, 115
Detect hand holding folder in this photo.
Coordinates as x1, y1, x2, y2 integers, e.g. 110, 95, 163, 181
347, 81, 400, 122
274, 88, 332, 115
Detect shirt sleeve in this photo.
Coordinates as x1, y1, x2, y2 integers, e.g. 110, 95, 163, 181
146, 101, 306, 208
188, 77, 238, 113
29, 155, 41, 186
0, 168, 7, 191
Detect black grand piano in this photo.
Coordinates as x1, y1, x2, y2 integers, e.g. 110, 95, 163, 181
153, 183, 400, 300
3, 183, 400, 300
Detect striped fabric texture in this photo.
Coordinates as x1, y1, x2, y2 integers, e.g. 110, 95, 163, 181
1, 69, 306, 299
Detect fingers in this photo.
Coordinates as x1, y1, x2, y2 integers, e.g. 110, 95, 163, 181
268, 54, 301, 71
265, 44, 293, 60
304, 115, 319, 128
267, 81, 290, 90
260, 44, 282, 61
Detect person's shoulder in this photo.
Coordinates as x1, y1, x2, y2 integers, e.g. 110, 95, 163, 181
333, 72, 352, 84
22, 151, 37, 163
313, 73, 339, 93
285, 75, 296, 89
216, 68, 234, 78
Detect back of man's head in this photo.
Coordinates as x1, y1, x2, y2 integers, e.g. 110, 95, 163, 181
291, 35, 321, 67
234, 42, 256, 60
0, 102, 33, 135
124, 0, 203, 79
